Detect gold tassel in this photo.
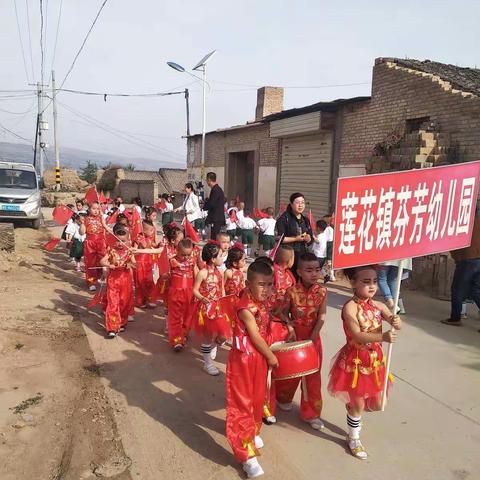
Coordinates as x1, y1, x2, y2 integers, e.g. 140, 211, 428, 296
199, 308, 205, 326
263, 403, 272, 419
388, 372, 394, 383
242, 438, 258, 458
351, 356, 361, 389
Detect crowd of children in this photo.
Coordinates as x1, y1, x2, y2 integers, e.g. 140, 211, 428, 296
55, 193, 402, 479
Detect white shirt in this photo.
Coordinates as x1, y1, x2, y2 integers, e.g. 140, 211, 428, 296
218, 251, 228, 273
161, 202, 174, 213
324, 225, 334, 242
226, 208, 238, 231
178, 193, 201, 222
236, 210, 245, 223
66, 222, 86, 242
311, 231, 327, 258
257, 218, 276, 236
239, 216, 257, 230
117, 203, 126, 213
134, 205, 142, 215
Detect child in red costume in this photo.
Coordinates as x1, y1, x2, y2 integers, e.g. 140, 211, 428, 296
79, 202, 106, 291
226, 260, 277, 479
100, 224, 135, 338
192, 242, 224, 376
328, 265, 401, 459
134, 220, 158, 308
224, 246, 246, 297
262, 245, 296, 424
275, 252, 327, 430
167, 238, 198, 351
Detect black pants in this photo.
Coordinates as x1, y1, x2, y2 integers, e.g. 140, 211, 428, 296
450, 259, 480, 320
210, 221, 225, 240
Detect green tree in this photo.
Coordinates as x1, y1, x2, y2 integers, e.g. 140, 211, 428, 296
125, 163, 136, 171
79, 160, 98, 184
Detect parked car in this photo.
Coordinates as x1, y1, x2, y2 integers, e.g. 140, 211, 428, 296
0, 162, 42, 229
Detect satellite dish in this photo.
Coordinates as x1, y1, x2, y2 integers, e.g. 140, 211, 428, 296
167, 62, 186, 72
192, 50, 217, 71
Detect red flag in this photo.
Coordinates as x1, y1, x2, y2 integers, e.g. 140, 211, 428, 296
98, 191, 107, 203
105, 231, 118, 247
43, 237, 61, 251
229, 209, 239, 224
155, 199, 167, 210
183, 217, 200, 243
308, 209, 315, 230
269, 234, 285, 260
52, 205, 73, 225
157, 247, 170, 275
84, 186, 99, 204
107, 209, 119, 225
130, 208, 142, 241
88, 285, 105, 308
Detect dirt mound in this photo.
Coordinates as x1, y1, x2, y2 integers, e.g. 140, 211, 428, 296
43, 168, 90, 191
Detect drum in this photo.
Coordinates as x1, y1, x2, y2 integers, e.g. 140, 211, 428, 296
271, 340, 319, 381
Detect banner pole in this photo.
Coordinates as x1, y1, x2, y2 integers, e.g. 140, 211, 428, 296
381, 259, 404, 411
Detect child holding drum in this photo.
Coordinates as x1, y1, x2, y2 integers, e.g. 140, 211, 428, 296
328, 265, 401, 459
225, 260, 277, 479
275, 252, 327, 430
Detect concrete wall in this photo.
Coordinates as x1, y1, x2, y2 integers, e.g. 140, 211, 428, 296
257, 166, 277, 209
116, 180, 158, 206
338, 59, 480, 167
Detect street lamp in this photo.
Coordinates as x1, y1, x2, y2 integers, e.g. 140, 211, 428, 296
167, 50, 217, 184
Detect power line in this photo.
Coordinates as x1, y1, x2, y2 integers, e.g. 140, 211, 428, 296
49, 0, 63, 79
54, 98, 184, 161
0, 102, 36, 115
13, 0, 31, 84
24, 0, 36, 82
56, 87, 189, 98
0, 120, 32, 142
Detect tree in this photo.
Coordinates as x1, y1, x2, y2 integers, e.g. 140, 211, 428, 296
125, 163, 136, 171
79, 160, 98, 184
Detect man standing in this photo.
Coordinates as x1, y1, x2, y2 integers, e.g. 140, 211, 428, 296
442, 209, 480, 326
203, 172, 226, 240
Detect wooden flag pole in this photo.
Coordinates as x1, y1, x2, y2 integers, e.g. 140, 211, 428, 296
381, 259, 404, 411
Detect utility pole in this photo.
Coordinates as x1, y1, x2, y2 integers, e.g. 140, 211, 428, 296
36, 82, 44, 178
184, 88, 190, 137
52, 70, 60, 190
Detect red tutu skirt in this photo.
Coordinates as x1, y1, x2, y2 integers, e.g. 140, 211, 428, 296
328, 342, 392, 404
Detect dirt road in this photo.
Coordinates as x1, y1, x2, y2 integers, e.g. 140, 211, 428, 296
1, 222, 479, 480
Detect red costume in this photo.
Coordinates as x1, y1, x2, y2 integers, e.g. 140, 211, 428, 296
134, 232, 155, 307
226, 290, 271, 463
328, 298, 392, 404
264, 264, 295, 418
224, 268, 245, 297
154, 242, 176, 302
275, 282, 326, 420
104, 241, 134, 333
83, 215, 106, 287
167, 255, 195, 347
192, 264, 223, 334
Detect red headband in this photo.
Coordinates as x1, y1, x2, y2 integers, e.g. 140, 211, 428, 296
207, 239, 220, 246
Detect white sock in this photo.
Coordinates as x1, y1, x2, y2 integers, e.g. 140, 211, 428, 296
398, 298, 405, 311
347, 413, 361, 440
201, 343, 212, 365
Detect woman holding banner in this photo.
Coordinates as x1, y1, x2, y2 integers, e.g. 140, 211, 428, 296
275, 192, 313, 278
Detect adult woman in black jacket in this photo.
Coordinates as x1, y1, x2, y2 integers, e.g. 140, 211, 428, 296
275, 192, 313, 278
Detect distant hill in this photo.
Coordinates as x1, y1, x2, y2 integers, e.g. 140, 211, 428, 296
0, 142, 185, 171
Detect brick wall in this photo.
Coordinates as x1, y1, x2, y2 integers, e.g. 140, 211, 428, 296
339, 60, 480, 166
188, 123, 280, 168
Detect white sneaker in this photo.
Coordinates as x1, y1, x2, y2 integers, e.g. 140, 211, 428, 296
147, 302, 157, 308
203, 363, 220, 376
210, 345, 218, 360
277, 402, 293, 411
89, 285, 97, 292
254, 435, 264, 449
242, 458, 264, 478
347, 437, 368, 460
107, 331, 116, 338
265, 415, 277, 424
127, 316, 135, 322
305, 418, 325, 430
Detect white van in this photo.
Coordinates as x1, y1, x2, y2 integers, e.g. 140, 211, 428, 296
0, 162, 42, 229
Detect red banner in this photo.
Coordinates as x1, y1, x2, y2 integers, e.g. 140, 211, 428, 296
332, 162, 480, 269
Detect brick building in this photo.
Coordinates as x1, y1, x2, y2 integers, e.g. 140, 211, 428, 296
187, 57, 480, 219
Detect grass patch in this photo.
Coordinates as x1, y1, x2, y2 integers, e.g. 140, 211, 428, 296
12, 393, 43, 414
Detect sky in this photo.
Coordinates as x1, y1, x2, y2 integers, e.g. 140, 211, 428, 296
0, 0, 479, 167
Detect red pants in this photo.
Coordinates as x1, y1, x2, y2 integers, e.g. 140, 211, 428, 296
265, 320, 289, 418
167, 287, 193, 347
135, 260, 155, 307
275, 326, 323, 420
226, 348, 267, 463
84, 235, 106, 287
105, 269, 134, 333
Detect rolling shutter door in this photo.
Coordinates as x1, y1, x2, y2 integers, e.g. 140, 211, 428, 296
278, 133, 333, 219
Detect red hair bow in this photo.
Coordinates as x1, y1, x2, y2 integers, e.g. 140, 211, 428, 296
207, 239, 220, 246
232, 242, 244, 251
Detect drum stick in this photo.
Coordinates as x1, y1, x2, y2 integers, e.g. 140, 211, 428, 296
381, 259, 404, 411
301, 376, 308, 402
